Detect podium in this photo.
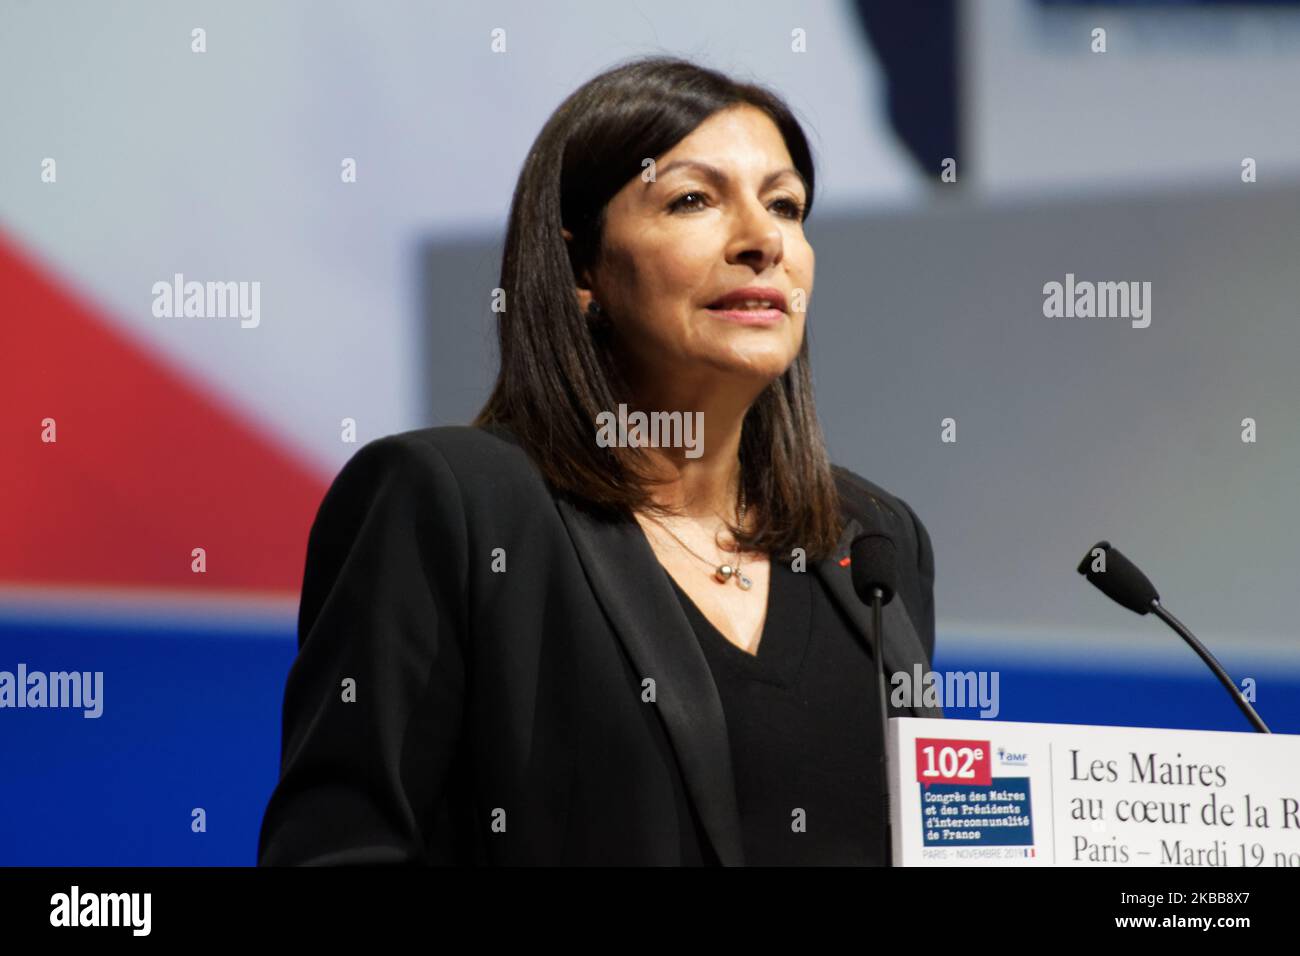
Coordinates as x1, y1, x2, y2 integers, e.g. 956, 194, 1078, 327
887, 717, 1300, 866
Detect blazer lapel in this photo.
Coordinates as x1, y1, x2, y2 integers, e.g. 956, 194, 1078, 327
811, 517, 943, 718
552, 493, 941, 866
554, 496, 747, 866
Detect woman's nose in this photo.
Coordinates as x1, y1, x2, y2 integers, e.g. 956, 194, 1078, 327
724, 198, 783, 268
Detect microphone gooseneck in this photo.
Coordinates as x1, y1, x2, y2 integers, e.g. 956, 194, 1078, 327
1077, 540, 1270, 734
851, 531, 902, 866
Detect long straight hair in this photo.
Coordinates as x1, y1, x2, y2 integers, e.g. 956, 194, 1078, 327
474, 55, 844, 559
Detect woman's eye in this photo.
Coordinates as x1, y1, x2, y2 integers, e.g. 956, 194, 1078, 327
668, 191, 708, 213
772, 197, 806, 220
668, 191, 805, 220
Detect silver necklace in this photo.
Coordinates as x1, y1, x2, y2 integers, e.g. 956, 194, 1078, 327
643, 485, 752, 590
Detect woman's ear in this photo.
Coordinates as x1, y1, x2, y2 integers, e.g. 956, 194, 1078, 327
562, 227, 597, 313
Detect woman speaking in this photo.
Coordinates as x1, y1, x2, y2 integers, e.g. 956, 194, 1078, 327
258, 55, 940, 867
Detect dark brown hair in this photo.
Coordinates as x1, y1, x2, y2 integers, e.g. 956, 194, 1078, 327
473, 55, 844, 559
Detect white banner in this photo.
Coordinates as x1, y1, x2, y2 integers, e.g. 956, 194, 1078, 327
888, 717, 1300, 867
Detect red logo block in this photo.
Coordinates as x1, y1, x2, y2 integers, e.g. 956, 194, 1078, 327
915, 738, 991, 786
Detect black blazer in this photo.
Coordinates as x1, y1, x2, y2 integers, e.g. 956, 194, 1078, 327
257, 424, 941, 866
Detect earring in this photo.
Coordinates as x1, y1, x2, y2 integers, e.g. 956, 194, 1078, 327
586, 300, 603, 322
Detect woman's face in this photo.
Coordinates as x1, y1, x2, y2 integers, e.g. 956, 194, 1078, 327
578, 104, 814, 393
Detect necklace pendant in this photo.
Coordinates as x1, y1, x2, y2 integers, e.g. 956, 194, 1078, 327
736, 572, 752, 591
715, 564, 734, 584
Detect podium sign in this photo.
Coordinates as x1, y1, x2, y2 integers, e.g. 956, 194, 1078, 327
887, 717, 1300, 866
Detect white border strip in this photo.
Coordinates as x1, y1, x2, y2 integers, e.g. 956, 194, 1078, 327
0, 583, 298, 634
935, 620, 1300, 676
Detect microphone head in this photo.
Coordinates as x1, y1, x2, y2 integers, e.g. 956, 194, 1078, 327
1076, 540, 1160, 615
851, 532, 899, 606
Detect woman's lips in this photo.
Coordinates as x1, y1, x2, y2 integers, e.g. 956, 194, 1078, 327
704, 306, 785, 326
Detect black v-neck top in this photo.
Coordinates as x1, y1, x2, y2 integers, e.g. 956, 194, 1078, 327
664, 555, 887, 866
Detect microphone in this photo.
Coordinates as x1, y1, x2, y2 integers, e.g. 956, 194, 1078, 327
851, 531, 902, 866
1077, 540, 1270, 733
